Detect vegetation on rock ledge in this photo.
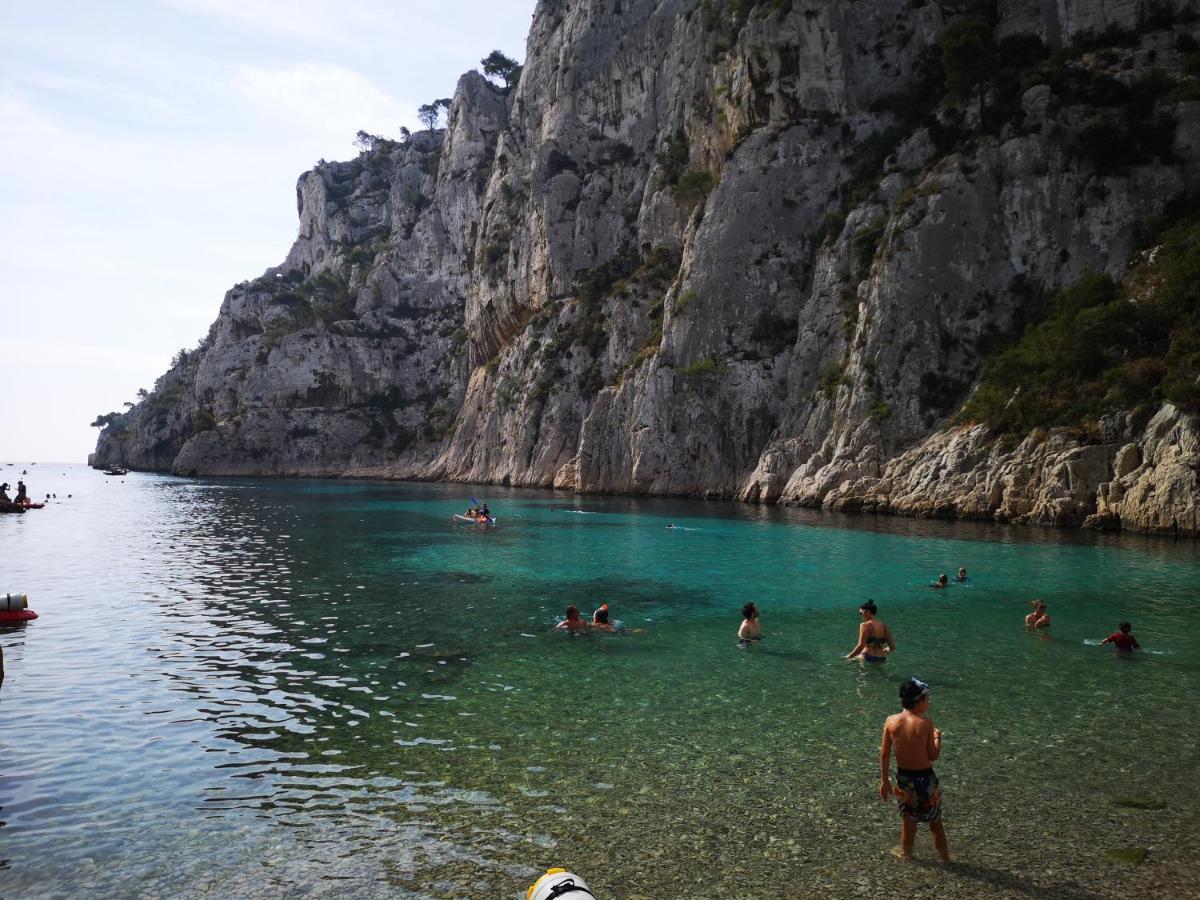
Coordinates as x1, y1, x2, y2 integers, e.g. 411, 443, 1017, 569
962, 207, 1200, 435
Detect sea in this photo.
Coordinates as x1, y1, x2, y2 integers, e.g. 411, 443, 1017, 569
1, 463, 1197, 897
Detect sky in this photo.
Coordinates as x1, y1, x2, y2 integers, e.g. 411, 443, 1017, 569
0, 0, 536, 463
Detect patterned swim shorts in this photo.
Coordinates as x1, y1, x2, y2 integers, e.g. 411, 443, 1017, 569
894, 767, 942, 823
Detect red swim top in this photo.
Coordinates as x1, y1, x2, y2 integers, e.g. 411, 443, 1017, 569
1106, 631, 1139, 650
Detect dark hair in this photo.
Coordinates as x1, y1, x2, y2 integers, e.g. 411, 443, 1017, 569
564, 605, 579, 619
1119, 621, 1131, 633
859, 600, 877, 615
899, 680, 928, 709
742, 602, 758, 619
594, 607, 609, 624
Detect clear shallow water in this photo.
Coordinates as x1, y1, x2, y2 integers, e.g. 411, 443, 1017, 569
1, 464, 1198, 897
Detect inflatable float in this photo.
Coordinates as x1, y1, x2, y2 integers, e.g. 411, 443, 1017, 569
528, 869, 593, 900
0, 592, 38, 623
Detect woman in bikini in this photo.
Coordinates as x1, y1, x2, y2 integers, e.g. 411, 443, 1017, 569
847, 600, 895, 662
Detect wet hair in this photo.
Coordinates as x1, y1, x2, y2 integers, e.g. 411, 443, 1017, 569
859, 600, 878, 615
593, 607, 610, 624
957, 567, 966, 576
742, 602, 758, 619
899, 679, 929, 710
937, 573, 948, 583
564, 605, 580, 620
1119, 621, 1131, 633
1032, 599, 1046, 610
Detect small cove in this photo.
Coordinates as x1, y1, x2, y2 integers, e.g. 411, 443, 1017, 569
1, 465, 1197, 897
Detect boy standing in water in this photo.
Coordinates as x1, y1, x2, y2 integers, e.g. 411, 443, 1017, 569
879, 678, 951, 862
1100, 621, 1140, 651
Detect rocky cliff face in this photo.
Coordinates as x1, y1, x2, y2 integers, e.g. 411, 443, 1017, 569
95, 0, 1200, 535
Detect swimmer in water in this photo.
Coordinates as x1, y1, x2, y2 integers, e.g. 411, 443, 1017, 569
932, 574, 949, 589
1025, 600, 1050, 629
954, 567, 968, 583
847, 600, 894, 662
738, 602, 762, 646
556, 605, 589, 632
592, 603, 615, 632
1100, 621, 1140, 652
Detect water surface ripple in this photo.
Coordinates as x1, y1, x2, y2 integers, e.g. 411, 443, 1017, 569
1, 465, 1197, 897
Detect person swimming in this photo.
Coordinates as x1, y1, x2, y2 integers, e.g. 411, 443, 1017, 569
556, 605, 589, 632
592, 604, 615, 632
1100, 621, 1140, 651
932, 574, 949, 589
847, 600, 895, 662
738, 602, 762, 646
954, 567, 968, 583
1025, 600, 1050, 629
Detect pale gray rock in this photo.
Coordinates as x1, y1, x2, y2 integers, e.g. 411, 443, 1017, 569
93, 1, 1200, 536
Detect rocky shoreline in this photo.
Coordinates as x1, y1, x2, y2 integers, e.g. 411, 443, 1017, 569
93, 0, 1200, 536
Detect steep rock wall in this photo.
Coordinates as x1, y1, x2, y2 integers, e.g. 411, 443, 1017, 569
95, 0, 1200, 534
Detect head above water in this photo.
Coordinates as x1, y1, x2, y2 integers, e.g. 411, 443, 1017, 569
564, 605, 580, 620
900, 677, 930, 710
937, 573, 948, 584
1119, 621, 1132, 633
742, 602, 758, 620
957, 567, 966, 577
1031, 599, 1046, 611
593, 604, 609, 624
859, 600, 878, 616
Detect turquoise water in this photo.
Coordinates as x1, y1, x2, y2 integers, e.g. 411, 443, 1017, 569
1, 464, 1198, 897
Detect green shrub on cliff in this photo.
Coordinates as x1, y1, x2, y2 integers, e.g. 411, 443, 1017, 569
962, 210, 1200, 435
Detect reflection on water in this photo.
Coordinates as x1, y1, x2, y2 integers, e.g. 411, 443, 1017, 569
1, 465, 1198, 897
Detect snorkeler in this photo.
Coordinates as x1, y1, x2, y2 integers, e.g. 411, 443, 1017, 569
847, 601, 895, 662
556, 605, 589, 632
738, 602, 762, 646
1025, 600, 1050, 628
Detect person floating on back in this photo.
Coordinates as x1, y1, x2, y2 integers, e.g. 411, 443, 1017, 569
556, 605, 589, 632
1025, 600, 1051, 628
954, 567, 968, 583
932, 574, 949, 589
592, 604, 615, 632
879, 677, 951, 863
738, 602, 762, 646
847, 600, 894, 662
1100, 621, 1140, 652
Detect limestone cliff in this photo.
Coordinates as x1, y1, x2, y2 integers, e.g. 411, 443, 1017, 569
94, 0, 1200, 535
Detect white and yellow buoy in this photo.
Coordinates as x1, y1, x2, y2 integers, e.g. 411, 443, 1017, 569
527, 868, 594, 900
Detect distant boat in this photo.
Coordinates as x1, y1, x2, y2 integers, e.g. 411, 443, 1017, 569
103, 467, 129, 476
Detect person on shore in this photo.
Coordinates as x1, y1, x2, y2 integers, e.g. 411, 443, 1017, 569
738, 602, 762, 646
932, 574, 949, 589
847, 601, 894, 662
954, 567, 968, 583
592, 604, 615, 632
1100, 621, 1140, 652
879, 677, 951, 863
1025, 600, 1051, 629
556, 605, 589, 632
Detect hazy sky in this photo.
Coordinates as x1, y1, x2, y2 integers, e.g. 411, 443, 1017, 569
0, 0, 535, 463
